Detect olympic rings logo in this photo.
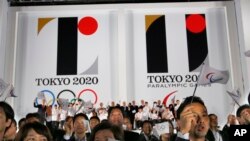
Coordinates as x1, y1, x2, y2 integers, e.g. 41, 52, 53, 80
35, 88, 98, 106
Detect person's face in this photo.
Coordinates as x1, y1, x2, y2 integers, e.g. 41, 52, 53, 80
100, 102, 103, 107
157, 100, 161, 105
24, 129, 48, 141
142, 122, 152, 136
183, 103, 209, 138
123, 118, 132, 131
90, 119, 100, 130
108, 109, 123, 126
4, 121, 17, 139
240, 108, 250, 124
111, 101, 115, 106
0, 107, 11, 134
73, 116, 87, 135
94, 129, 115, 141
228, 114, 237, 125
209, 115, 218, 128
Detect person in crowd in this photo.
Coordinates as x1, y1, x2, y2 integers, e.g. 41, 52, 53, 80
138, 120, 159, 141
236, 104, 250, 125
129, 100, 138, 129
175, 96, 212, 141
63, 113, 89, 141
58, 105, 68, 129
123, 116, 133, 131
25, 112, 42, 123
97, 102, 106, 113
0, 101, 15, 140
18, 118, 26, 130
89, 116, 100, 131
121, 101, 129, 117
108, 106, 139, 141
45, 105, 53, 131
3, 119, 17, 141
135, 107, 144, 128
159, 119, 176, 141
139, 100, 145, 109
33, 98, 47, 124
156, 100, 163, 118
88, 121, 124, 141
222, 114, 238, 134
51, 104, 60, 130
14, 122, 53, 141
168, 104, 176, 119
161, 107, 174, 121
206, 114, 228, 141
143, 102, 151, 119
98, 107, 108, 122
67, 103, 76, 117
53, 116, 74, 141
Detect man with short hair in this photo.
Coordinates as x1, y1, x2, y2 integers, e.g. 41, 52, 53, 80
0, 101, 15, 140
236, 104, 250, 125
206, 114, 228, 141
108, 106, 139, 141
63, 113, 89, 141
175, 96, 212, 141
138, 120, 159, 141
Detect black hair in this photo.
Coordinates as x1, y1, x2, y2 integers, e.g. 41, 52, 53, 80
14, 122, 53, 141
73, 113, 89, 123
25, 112, 42, 123
18, 118, 26, 128
107, 106, 125, 119
176, 96, 206, 119
88, 121, 124, 141
236, 104, 250, 117
141, 120, 153, 127
0, 101, 15, 121
90, 116, 100, 123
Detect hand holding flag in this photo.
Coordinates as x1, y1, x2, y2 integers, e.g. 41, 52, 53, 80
197, 63, 229, 85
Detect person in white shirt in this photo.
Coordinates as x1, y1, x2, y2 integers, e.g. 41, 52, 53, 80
135, 108, 144, 128
58, 105, 68, 129
161, 107, 174, 120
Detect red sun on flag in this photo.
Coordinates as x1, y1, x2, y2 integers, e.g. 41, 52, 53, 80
78, 16, 98, 35
186, 14, 206, 33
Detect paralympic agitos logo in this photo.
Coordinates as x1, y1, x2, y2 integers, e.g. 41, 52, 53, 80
206, 72, 223, 83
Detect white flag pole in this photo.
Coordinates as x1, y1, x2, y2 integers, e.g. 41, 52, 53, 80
191, 63, 205, 103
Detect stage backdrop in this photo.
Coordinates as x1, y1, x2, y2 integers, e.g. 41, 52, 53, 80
12, 2, 242, 126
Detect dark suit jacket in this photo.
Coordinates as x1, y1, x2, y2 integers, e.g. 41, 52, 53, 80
206, 129, 229, 141
175, 137, 189, 141
138, 133, 159, 141
124, 130, 140, 141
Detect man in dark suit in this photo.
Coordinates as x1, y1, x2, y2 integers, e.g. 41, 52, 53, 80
138, 120, 159, 141
62, 113, 89, 141
175, 96, 212, 141
206, 114, 228, 141
108, 106, 139, 141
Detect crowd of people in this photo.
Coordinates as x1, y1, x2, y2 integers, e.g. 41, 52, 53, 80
1, 96, 250, 141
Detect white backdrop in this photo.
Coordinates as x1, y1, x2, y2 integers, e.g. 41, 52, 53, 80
2, 1, 246, 128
